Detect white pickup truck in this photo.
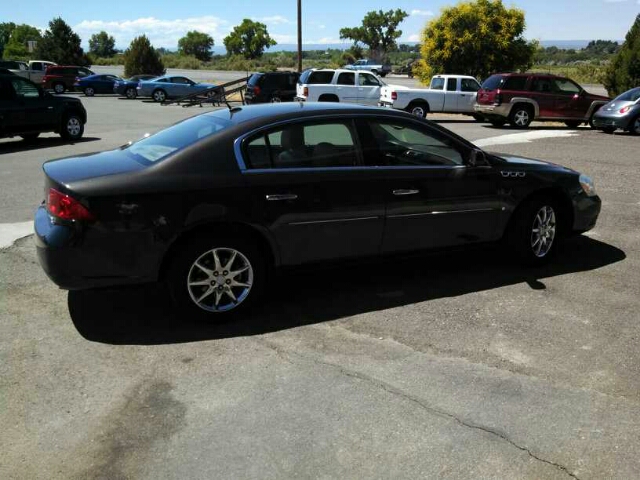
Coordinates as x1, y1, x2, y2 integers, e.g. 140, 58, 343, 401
295, 68, 385, 106
379, 74, 483, 119
0, 60, 57, 84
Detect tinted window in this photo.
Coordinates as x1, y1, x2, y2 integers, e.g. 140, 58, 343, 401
430, 77, 445, 90
502, 76, 528, 91
553, 78, 581, 95
156, 78, 168, 83
171, 77, 192, 84
0, 79, 15, 100
31, 62, 43, 71
10, 78, 39, 98
248, 73, 263, 86
530, 78, 553, 93
461, 78, 480, 92
307, 71, 335, 84
367, 120, 464, 167
481, 75, 505, 90
337, 72, 355, 85
298, 70, 312, 84
124, 115, 232, 164
245, 121, 358, 169
616, 87, 640, 102
447, 78, 457, 91
359, 73, 380, 86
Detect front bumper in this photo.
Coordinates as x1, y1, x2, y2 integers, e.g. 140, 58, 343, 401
572, 194, 601, 233
591, 113, 633, 130
378, 101, 394, 108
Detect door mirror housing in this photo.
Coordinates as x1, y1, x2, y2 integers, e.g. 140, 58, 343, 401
468, 149, 489, 167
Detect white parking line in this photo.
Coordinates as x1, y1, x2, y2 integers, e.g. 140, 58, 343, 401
475, 130, 580, 148
0, 222, 33, 249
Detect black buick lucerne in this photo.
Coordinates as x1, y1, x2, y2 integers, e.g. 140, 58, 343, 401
35, 103, 601, 318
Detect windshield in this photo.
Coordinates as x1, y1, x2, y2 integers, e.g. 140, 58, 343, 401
615, 88, 640, 103
124, 115, 233, 164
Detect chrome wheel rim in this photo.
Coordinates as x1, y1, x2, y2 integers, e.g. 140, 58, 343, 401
514, 110, 529, 126
411, 106, 425, 117
154, 90, 165, 102
187, 247, 253, 312
54, 84, 64, 94
66, 117, 81, 137
86, 88, 94, 96
126, 88, 136, 99
531, 206, 556, 258
270, 96, 281, 103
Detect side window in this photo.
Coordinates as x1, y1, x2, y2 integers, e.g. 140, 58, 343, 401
307, 71, 334, 84
0, 79, 16, 100
337, 72, 355, 85
31, 62, 43, 71
430, 77, 445, 90
10, 78, 39, 98
157, 78, 168, 83
530, 78, 553, 93
245, 121, 358, 169
171, 77, 191, 84
358, 73, 380, 86
461, 78, 480, 92
446, 78, 457, 91
367, 120, 464, 167
502, 76, 528, 91
77, 69, 91, 77
553, 78, 581, 95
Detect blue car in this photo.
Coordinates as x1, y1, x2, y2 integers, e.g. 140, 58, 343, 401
136, 75, 216, 102
74, 74, 122, 96
113, 74, 159, 99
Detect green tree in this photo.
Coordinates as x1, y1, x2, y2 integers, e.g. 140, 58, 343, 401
223, 19, 276, 59
604, 14, 640, 96
339, 9, 409, 60
123, 35, 165, 77
0, 22, 16, 58
89, 31, 116, 58
415, 0, 536, 83
3, 24, 41, 59
178, 30, 214, 61
35, 18, 89, 65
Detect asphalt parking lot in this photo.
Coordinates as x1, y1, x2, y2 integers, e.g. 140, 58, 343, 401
1, 93, 639, 479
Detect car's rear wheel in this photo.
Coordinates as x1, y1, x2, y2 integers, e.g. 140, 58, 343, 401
565, 120, 581, 128
628, 115, 640, 135
84, 87, 95, 97
152, 89, 167, 102
509, 105, 533, 128
125, 87, 137, 99
167, 235, 266, 321
60, 114, 84, 141
270, 96, 282, 103
406, 101, 428, 118
507, 196, 560, 265
53, 83, 65, 94
20, 133, 40, 142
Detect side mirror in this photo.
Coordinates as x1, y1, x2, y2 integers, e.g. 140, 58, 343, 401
469, 149, 488, 167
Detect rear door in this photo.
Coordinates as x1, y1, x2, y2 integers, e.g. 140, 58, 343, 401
335, 72, 358, 103
356, 72, 383, 105
240, 119, 385, 265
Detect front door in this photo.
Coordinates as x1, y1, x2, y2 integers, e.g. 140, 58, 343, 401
552, 77, 589, 119
356, 72, 383, 105
458, 78, 480, 113
241, 119, 385, 265
7, 77, 55, 132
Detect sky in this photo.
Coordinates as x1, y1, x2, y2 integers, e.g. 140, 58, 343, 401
1, 0, 639, 50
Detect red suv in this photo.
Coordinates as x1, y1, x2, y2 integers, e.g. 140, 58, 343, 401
475, 73, 609, 128
42, 65, 94, 94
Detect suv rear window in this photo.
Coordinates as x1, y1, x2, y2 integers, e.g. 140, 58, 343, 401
306, 71, 334, 84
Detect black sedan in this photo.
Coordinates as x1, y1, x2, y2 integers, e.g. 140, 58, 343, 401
113, 74, 158, 99
34, 103, 601, 319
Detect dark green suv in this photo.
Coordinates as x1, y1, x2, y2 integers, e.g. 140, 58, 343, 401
0, 74, 87, 142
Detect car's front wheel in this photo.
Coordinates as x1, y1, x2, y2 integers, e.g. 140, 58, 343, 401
507, 197, 560, 265
152, 89, 167, 102
125, 87, 137, 99
84, 87, 95, 97
60, 114, 84, 141
53, 83, 65, 94
167, 236, 266, 320
628, 115, 640, 136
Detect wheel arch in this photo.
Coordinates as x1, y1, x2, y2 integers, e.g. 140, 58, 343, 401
586, 101, 608, 120
318, 93, 339, 102
509, 98, 539, 118
503, 187, 574, 239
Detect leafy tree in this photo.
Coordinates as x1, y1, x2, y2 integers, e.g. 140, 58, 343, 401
0, 22, 16, 58
89, 31, 116, 58
178, 30, 214, 61
604, 14, 640, 96
123, 35, 165, 77
223, 19, 276, 59
415, 0, 536, 82
585, 40, 620, 56
36, 18, 89, 65
3, 24, 41, 59
339, 9, 409, 60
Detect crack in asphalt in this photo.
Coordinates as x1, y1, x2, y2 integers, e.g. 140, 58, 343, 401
259, 339, 580, 480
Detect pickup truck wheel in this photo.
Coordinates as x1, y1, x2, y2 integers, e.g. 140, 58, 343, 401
406, 102, 428, 118
125, 87, 137, 99
60, 114, 84, 141
84, 87, 95, 97
53, 83, 65, 94
20, 133, 40, 142
509, 105, 533, 128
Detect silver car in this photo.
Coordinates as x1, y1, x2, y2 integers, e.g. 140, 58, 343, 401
592, 87, 640, 135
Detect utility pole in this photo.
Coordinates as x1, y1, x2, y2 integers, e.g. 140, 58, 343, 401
297, 0, 302, 72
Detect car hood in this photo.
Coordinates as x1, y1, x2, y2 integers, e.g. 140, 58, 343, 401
43, 149, 145, 186
489, 153, 574, 172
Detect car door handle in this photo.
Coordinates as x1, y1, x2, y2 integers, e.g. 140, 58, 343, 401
392, 189, 420, 196
266, 194, 298, 201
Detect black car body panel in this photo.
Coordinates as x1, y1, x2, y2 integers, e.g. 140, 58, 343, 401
245, 72, 300, 103
34, 103, 601, 290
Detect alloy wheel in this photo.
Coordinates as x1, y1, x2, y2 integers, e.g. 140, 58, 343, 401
187, 247, 254, 312
126, 88, 137, 99
85, 87, 94, 96
514, 110, 530, 127
530, 206, 556, 258
153, 90, 166, 102
66, 117, 82, 138
54, 83, 65, 94
411, 106, 426, 118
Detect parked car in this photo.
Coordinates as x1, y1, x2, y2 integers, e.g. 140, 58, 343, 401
34, 103, 600, 319
0, 60, 56, 83
474, 73, 610, 128
0, 74, 87, 141
344, 59, 392, 77
136, 75, 216, 102
246, 72, 300, 103
74, 74, 122, 96
393, 59, 415, 78
42, 65, 94, 94
0, 68, 15, 75
296, 69, 385, 105
379, 74, 483, 119
113, 75, 158, 99
591, 86, 640, 135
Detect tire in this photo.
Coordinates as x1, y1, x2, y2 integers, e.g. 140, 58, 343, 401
318, 95, 338, 102
490, 119, 507, 127
509, 105, 533, 128
84, 87, 95, 97
380, 72, 387, 78
20, 133, 40, 142
152, 89, 167, 102
53, 83, 65, 94
166, 235, 266, 321
628, 115, 640, 136
602, 127, 616, 134
506, 196, 560, 265
270, 96, 282, 103
472, 113, 485, 122
406, 101, 428, 118
125, 87, 137, 99
59, 114, 84, 141
564, 121, 581, 129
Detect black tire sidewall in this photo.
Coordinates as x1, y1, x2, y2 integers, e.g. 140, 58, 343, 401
507, 197, 560, 266
126, 88, 137, 99
167, 235, 266, 321
60, 114, 84, 140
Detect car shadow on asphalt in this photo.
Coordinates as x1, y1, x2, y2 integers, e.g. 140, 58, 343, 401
68, 235, 625, 346
0, 137, 101, 154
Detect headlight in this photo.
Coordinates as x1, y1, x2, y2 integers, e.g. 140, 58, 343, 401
579, 173, 597, 197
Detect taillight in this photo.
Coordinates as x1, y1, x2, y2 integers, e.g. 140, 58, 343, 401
47, 188, 95, 222
303, 87, 308, 97
254, 85, 261, 96
620, 106, 631, 114
391, 91, 397, 100
495, 89, 502, 105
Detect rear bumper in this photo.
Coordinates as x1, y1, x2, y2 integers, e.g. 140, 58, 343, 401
474, 103, 511, 119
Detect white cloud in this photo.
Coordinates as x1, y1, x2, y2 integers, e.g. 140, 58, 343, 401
411, 9, 434, 16
314, 37, 344, 44
257, 15, 291, 25
270, 33, 296, 44
74, 16, 229, 49
406, 34, 421, 42
603, 0, 628, 2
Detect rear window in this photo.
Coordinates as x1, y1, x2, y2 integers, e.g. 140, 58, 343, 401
307, 71, 335, 84
248, 73, 263, 86
124, 115, 233, 164
481, 75, 505, 91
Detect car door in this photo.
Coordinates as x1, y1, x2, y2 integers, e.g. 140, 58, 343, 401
443, 77, 458, 112
458, 78, 480, 113
356, 72, 383, 105
358, 117, 502, 253
335, 72, 358, 103
171, 77, 195, 96
6, 77, 55, 131
0, 78, 20, 136
552, 77, 589, 119
97, 75, 117, 93
240, 119, 385, 265
529, 77, 556, 118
